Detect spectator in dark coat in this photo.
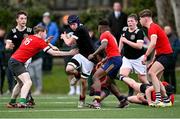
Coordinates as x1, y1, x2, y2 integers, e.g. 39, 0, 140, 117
108, 2, 127, 44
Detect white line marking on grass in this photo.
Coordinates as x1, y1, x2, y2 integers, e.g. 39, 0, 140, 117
0, 108, 137, 113
0, 96, 78, 100
0, 101, 118, 105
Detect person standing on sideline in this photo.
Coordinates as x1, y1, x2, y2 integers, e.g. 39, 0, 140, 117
139, 9, 173, 107
0, 26, 6, 95
108, 2, 127, 44
163, 26, 180, 93
38, 12, 59, 72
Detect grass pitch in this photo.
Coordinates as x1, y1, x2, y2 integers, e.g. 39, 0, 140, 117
0, 94, 180, 118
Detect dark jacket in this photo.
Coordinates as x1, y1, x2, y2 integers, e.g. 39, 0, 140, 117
108, 12, 127, 43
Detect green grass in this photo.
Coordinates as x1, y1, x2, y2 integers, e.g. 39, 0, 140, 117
42, 65, 180, 94
0, 94, 180, 118
2, 65, 180, 94
1, 65, 180, 118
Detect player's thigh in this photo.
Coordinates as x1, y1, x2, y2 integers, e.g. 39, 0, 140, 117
148, 61, 164, 76
120, 68, 131, 76
120, 57, 132, 76
138, 74, 149, 84
93, 68, 106, 80
131, 56, 147, 76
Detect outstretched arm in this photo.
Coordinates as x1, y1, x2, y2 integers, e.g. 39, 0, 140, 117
46, 47, 78, 56
88, 41, 108, 60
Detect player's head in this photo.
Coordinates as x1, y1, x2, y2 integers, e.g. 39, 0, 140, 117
127, 14, 138, 30
33, 25, 47, 39
43, 12, 51, 25
68, 15, 80, 31
98, 20, 110, 34
16, 10, 28, 27
62, 14, 69, 25
113, 2, 122, 12
0, 26, 5, 38
139, 9, 152, 27
164, 25, 172, 36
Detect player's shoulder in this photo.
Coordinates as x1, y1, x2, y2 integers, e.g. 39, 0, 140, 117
26, 27, 33, 33
77, 24, 86, 30
135, 28, 144, 34
101, 31, 110, 36
76, 25, 88, 34
11, 27, 17, 33
150, 23, 160, 29
122, 26, 128, 32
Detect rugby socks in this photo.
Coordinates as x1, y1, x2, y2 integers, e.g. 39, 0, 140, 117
163, 96, 170, 103
94, 91, 101, 103
155, 92, 161, 102
79, 95, 85, 101
76, 85, 80, 95
19, 98, 27, 104
116, 75, 125, 81
117, 95, 127, 102
10, 99, 16, 104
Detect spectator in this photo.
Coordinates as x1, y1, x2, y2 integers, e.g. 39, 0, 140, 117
108, 2, 127, 44
163, 26, 180, 93
38, 12, 59, 72
28, 52, 43, 96
0, 26, 6, 95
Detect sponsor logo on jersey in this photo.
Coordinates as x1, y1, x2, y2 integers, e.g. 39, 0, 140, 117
130, 35, 135, 40
13, 35, 17, 38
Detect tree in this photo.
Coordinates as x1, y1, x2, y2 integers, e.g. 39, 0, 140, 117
171, 0, 180, 38
155, 0, 174, 28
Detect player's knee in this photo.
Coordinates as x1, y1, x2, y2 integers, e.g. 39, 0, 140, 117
148, 70, 155, 77
26, 79, 32, 87
66, 65, 74, 74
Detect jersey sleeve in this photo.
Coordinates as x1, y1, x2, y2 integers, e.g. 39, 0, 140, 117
121, 27, 128, 37
100, 32, 108, 43
136, 30, 144, 42
149, 25, 158, 38
39, 40, 49, 52
5, 30, 13, 40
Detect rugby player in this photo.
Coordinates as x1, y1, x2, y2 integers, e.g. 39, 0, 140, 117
139, 9, 173, 107
7, 25, 77, 108
5, 10, 34, 106
119, 13, 149, 96
88, 20, 127, 109
61, 15, 95, 108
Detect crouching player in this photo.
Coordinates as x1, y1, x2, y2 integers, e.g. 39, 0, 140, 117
118, 76, 174, 107
7, 25, 78, 108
